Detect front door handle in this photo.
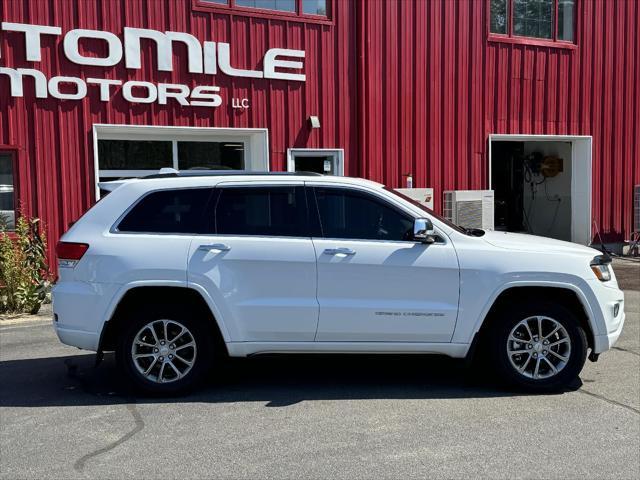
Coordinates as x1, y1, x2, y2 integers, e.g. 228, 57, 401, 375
323, 247, 356, 256
198, 243, 231, 252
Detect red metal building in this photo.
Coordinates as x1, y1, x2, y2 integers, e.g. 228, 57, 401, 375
0, 0, 638, 262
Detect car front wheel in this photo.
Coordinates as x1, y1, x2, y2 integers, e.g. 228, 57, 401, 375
489, 301, 588, 392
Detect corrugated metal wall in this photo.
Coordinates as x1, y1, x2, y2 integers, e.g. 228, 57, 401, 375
0, 0, 356, 261
1, 0, 638, 263
356, 0, 639, 242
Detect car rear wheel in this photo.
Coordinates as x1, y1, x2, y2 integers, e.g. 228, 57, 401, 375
116, 306, 213, 395
489, 301, 588, 392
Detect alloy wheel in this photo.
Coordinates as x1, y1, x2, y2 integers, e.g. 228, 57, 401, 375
506, 315, 571, 380
131, 319, 197, 383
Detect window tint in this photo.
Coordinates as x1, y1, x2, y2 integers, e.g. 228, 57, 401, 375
490, 0, 509, 34
118, 188, 212, 234
98, 140, 173, 170
235, 0, 295, 13
215, 186, 307, 237
513, 0, 554, 39
0, 153, 16, 231
314, 188, 414, 241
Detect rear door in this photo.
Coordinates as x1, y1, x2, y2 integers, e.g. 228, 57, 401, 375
310, 185, 460, 343
187, 182, 319, 342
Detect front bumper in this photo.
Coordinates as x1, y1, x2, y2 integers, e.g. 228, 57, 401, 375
588, 279, 625, 353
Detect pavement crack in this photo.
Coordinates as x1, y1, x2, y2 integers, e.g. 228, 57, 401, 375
578, 388, 640, 416
73, 402, 145, 473
612, 346, 640, 356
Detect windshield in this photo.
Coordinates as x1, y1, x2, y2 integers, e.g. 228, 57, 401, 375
384, 187, 471, 235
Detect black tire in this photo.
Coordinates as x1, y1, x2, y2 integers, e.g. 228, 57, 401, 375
116, 304, 214, 395
488, 300, 588, 392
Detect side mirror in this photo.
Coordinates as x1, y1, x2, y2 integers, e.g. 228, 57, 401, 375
413, 218, 436, 244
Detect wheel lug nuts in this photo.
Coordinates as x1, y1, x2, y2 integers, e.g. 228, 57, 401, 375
533, 353, 538, 357
169, 354, 174, 359
543, 350, 547, 354
154, 348, 159, 353
159, 356, 164, 361
527, 344, 532, 349
543, 340, 549, 345
160, 341, 165, 345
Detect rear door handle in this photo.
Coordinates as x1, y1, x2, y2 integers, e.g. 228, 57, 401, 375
323, 247, 356, 256
198, 243, 231, 252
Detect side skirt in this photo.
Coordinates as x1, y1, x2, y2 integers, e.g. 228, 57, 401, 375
226, 342, 470, 358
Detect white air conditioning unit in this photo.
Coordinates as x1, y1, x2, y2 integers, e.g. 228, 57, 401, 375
395, 188, 434, 210
634, 185, 640, 233
443, 190, 494, 230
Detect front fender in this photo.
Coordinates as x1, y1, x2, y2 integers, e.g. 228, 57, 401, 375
452, 277, 605, 345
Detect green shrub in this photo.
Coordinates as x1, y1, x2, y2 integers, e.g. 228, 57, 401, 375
0, 216, 51, 314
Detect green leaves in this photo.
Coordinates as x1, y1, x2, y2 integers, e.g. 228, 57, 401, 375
0, 216, 51, 314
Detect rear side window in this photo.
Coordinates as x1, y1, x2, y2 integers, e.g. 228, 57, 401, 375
117, 188, 212, 234
313, 187, 414, 241
215, 186, 307, 237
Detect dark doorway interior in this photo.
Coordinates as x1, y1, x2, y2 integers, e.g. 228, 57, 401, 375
293, 156, 335, 175
492, 141, 525, 232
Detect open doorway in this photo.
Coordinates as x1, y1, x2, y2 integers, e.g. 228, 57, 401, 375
489, 135, 592, 244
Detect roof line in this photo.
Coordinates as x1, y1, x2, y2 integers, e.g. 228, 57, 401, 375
142, 170, 323, 179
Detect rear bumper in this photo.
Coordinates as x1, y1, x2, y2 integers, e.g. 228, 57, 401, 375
53, 324, 100, 351
52, 280, 118, 352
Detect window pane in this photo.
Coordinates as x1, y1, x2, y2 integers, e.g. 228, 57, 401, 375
118, 188, 212, 234
178, 142, 244, 170
558, 0, 575, 41
293, 155, 335, 175
201, 0, 228, 4
0, 154, 15, 231
314, 188, 414, 241
236, 0, 296, 13
215, 187, 307, 237
98, 140, 172, 170
302, 0, 327, 16
490, 0, 508, 34
513, 0, 553, 39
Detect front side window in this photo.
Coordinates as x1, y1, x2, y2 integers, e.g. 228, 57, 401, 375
490, 0, 575, 43
117, 188, 213, 234
0, 153, 16, 231
314, 187, 414, 242
215, 186, 307, 237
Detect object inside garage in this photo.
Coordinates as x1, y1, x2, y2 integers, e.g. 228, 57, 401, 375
492, 140, 573, 242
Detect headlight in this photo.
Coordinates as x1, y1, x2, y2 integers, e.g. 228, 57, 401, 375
590, 255, 612, 281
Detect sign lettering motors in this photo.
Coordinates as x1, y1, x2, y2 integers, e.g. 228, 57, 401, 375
0, 22, 306, 108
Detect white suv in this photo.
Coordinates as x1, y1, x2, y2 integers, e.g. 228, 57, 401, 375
53, 172, 625, 394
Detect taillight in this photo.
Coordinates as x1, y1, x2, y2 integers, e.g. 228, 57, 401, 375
56, 241, 89, 268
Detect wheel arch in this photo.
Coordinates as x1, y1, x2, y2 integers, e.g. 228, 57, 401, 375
473, 284, 597, 352
99, 285, 229, 355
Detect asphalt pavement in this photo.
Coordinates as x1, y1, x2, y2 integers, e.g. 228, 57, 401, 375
1, 259, 638, 479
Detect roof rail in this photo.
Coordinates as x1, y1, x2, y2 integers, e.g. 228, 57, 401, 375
142, 169, 323, 179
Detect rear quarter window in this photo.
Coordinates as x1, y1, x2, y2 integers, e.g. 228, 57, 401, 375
117, 188, 213, 234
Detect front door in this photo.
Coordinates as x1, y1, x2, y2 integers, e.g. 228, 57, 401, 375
310, 186, 460, 343
187, 183, 319, 342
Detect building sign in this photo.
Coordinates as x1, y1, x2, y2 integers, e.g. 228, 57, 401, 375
0, 22, 306, 108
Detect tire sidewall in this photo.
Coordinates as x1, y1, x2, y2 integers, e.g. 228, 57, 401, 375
490, 301, 588, 391
116, 305, 214, 395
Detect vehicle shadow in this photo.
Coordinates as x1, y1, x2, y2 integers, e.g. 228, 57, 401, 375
0, 352, 581, 408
